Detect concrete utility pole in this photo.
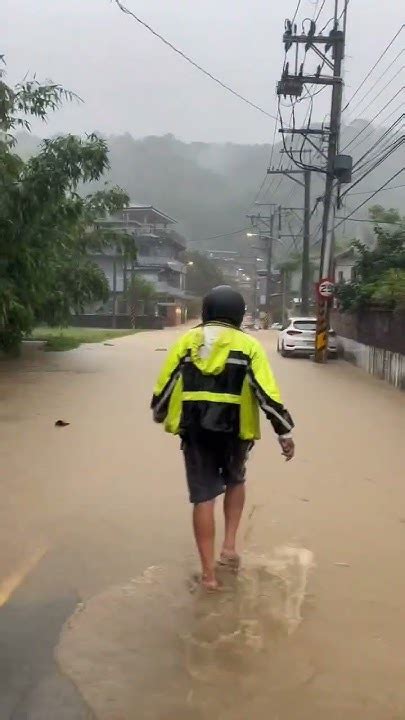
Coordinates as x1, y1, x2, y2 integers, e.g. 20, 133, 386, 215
302, 169, 311, 316
266, 167, 312, 315
265, 214, 275, 321
249, 202, 279, 322
247, 208, 273, 318
247, 205, 301, 323
246, 206, 283, 322
276, 0, 351, 361
315, 6, 347, 362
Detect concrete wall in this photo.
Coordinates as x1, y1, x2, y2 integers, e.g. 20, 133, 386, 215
337, 336, 405, 389
331, 309, 405, 390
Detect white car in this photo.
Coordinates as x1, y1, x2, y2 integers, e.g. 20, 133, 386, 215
277, 317, 337, 357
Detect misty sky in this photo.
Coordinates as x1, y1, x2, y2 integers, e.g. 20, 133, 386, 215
3, 0, 404, 143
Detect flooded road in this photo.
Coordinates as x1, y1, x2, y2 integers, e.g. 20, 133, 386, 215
1, 329, 405, 718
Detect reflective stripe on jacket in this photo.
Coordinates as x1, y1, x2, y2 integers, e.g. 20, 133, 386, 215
150, 323, 294, 440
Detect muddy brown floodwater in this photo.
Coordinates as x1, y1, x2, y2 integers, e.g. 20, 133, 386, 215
1, 329, 405, 719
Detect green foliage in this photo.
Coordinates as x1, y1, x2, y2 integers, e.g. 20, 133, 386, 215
368, 205, 402, 225
336, 210, 405, 311
127, 275, 157, 303
184, 251, 224, 297
0, 64, 133, 352
0, 64, 80, 144
371, 269, 405, 309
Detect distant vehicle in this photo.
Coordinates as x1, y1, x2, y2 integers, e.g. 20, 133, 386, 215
277, 317, 337, 357
271, 322, 282, 330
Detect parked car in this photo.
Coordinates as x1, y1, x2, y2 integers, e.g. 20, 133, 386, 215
277, 317, 337, 357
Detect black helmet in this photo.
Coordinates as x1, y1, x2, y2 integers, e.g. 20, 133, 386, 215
202, 285, 245, 328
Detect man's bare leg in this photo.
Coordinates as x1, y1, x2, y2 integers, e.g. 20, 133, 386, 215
193, 499, 218, 588
221, 483, 245, 565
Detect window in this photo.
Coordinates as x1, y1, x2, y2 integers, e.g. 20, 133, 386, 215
338, 270, 344, 282
292, 320, 316, 331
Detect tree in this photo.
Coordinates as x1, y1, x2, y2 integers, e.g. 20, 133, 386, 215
184, 251, 224, 297
336, 208, 405, 311
368, 205, 403, 226
371, 269, 405, 309
0, 64, 134, 352
127, 275, 157, 319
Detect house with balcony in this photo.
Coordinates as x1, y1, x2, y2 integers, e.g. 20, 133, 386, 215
91, 205, 189, 327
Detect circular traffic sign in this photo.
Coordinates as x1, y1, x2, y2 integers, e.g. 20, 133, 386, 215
318, 278, 334, 299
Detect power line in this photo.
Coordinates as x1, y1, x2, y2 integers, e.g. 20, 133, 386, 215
351, 141, 405, 187
334, 169, 404, 229
335, 216, 403, 225
345, 101, 405, 155
192, 227, 251, 243
278, 97, 326, 173
346, 48, 404, 118
346, 183, 405, 195
342, 88, 404, 150
346, 66, 404, 121
351, 115, 404, 173
252, 119, 281, 207
343, 24, 404, 111
351, 135, 404, 184
292, 0, 303, 23
113, 0, 277, 120
314, 0, 328, 24
341, 137, 405, 198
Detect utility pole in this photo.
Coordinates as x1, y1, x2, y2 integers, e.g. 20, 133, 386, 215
267, 167, 313, 315
302, 169, 311, 316
276, 0, 351, 361
265, 215, 275, 322
315, 6, 346, 362
247, 208, 273, 320
247, 206, 284, 323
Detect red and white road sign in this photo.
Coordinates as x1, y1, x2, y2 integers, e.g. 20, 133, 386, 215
317, 278, 335, 300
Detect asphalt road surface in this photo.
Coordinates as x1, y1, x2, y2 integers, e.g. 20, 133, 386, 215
1, 328, 404, 719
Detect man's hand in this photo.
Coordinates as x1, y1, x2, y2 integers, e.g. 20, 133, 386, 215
278, 436, 295, 462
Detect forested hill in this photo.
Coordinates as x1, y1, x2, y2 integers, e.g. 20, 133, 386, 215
17, 126, 404, 250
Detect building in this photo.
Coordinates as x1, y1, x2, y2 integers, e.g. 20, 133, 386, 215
93, 205, 188, 326
334, 246, 357, 284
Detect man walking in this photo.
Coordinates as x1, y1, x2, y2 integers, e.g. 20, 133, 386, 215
151, 286, 294, 589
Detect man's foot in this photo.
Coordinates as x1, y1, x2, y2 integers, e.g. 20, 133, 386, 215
218, 549, 240, 569
201, 572, 220, 591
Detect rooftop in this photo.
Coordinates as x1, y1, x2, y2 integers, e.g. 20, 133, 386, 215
334, 245, 357, 261
124, 205, 178, 225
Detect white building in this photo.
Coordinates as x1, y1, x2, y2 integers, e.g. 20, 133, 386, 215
334, 246, 357, 284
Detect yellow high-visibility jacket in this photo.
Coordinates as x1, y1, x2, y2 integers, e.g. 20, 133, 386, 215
151, 323, 294, 440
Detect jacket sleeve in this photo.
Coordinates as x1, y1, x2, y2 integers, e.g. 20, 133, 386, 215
150, 337, 186, 423
248, 341, 294, 436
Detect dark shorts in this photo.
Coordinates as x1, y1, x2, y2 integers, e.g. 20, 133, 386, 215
181, 432, 253, 504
